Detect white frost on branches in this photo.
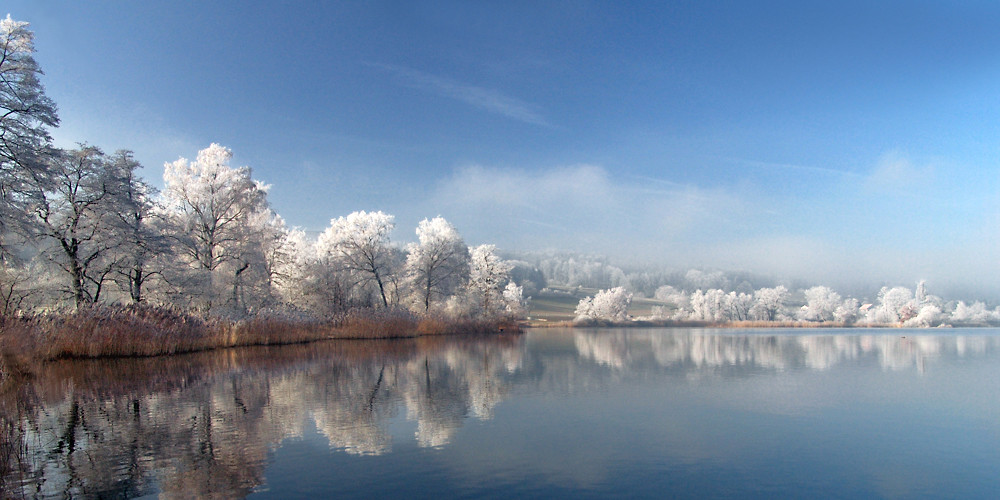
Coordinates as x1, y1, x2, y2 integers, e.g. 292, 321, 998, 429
575, 286, 632, 322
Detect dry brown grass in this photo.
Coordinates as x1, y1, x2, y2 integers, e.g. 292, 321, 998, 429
331, 308, 420, 339
0, 305, 520, 363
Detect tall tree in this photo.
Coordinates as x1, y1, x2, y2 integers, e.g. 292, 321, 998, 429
31, 146, 123, 307
750, 286, 789, 321
0, 15, 59, 257
316, 211, 396, 308
108, 150, 168, 304
798, 286, 841, 322
575, 286, 631, 322
162, 143, 271, 311
467, 244, 511, 316
405, 217, 469, 312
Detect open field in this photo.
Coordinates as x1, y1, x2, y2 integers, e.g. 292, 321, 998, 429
527, 285, 669, 324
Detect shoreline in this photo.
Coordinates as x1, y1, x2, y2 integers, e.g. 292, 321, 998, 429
2, 306, 991, 373
0, 305, 521, 367
525, 319, 969, 329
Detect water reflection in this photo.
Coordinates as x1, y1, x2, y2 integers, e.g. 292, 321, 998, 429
2, 336, 522, 498
572, 328, 996, 373
2, 329, 998, 498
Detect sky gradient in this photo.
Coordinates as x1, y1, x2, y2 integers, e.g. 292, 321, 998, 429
7, 1, 1000, 299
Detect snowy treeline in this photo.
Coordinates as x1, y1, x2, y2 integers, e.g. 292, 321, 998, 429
4, 143, 528, 318
573, 280, 1000, 327
575, 286, 633, 323
0, 17, 527, 319
519, 250, 774, 298
517, 248, 997, 327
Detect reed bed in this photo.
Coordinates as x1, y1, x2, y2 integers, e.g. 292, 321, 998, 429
0, 304, 521, 365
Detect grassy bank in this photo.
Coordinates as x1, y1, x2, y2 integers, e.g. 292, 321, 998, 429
0, 304, 521, 366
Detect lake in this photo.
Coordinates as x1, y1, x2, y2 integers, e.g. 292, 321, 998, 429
4, 327, 999, 498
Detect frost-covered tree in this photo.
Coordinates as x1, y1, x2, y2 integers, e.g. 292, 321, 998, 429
0, 15, 59, 257
502, 281, 529, 319
867, 286, 914, 324
226, 208, 290, 311
30, 146, 125, 307
106, 150, 169, 304
575, 286, 632, 322
651, 285, 689, 320
686, 288, 727, 321
903, 304, 943, 328
278, 231, 353, 317
405, 216, 469, 312
688, 289, 718, 321
798, 286, 842, 322
726, 291, 754, 321
467, 244, 511, 316
317, 210, 397, 308
834, 298, 860, 324
750, 286, 789, 321
255, 214, 297, 304
950, 301, 999, 326
162, 143, 271, 311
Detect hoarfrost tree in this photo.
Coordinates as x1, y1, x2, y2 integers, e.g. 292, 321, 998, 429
689, 288, 728, 321
950, 301, 999, 325
651, 285, 689, 320
750, 286, 789, 321
502, 281, 528, 319
162, 144, 271, 311
317, 210, 397, 308
833, 298, 860, 324
279, 230, 353, 317
270, 228, 312, 303
904, 304, 942, 327
867, 286, 914, 324
0, 15, 59, 257
575, 286, 632, 322
726, 291, 754, 321
467, 244, 511, 316
30, 146, 125, 307
798, 286, 842, 322
108, 150, 168, 304
405, 216, 469, 312
225, 207, 289, 311
915, 280, 928, 304
256, 214, 298, 305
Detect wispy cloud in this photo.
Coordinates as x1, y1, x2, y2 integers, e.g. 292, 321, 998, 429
863, 151, 935, 195
368, 63, 551, 127
425, 163, 744, 256
722, 157, 862, 178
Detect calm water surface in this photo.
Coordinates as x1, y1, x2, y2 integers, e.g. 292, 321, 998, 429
4, 328, 1000, 498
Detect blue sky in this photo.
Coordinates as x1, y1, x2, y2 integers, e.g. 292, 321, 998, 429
8, 1, 1000, 299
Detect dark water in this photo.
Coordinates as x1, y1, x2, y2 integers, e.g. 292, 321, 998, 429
3, 328, 999, 498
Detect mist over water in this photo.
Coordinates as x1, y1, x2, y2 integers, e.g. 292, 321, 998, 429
4, 328, 999, 498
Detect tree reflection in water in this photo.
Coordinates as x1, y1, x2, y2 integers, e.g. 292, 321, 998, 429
0, 335, 523, 498
1, 329, 996, 498
572, 328, 995, 373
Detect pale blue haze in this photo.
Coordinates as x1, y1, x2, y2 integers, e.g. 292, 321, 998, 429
6, 1, 1000, 298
